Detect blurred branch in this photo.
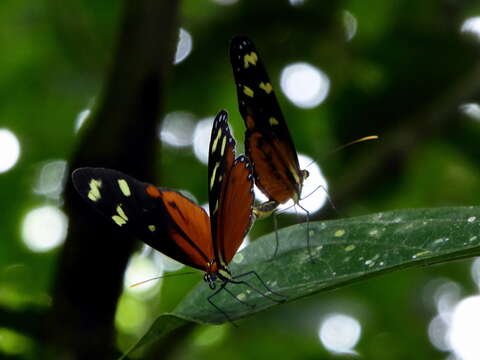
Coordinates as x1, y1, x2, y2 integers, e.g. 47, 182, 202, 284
48, 1, 179, 359
319, 60, 480, 219
0, 305, 46, 340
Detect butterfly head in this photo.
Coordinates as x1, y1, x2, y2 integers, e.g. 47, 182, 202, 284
204, 262, 232, 289
301, 169, 309, 181
204, 272, 218, 290
293, 169, 310, 204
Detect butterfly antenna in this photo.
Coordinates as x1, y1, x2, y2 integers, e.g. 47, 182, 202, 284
129, 271, 197, 288
305, 135, 379, 169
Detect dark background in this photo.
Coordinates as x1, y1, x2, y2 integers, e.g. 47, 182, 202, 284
1, 0, 480, 359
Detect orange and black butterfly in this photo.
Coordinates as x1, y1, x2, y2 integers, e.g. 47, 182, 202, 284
230, 36, 312, 258
72, 110, 282, 321
229, 36, 309, 218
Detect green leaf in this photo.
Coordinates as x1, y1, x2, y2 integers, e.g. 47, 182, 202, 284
125, 206, 480, 356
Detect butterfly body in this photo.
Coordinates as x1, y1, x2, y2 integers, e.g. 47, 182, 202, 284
229, 35, 309, 218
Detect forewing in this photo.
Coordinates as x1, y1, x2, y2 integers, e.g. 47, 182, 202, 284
207, 110, 235, 245
215, 155, 254, 264
229, 35, 300, 169
71, 167, 212, 271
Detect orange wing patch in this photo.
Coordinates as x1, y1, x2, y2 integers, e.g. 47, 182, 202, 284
214, 157, 254, 264
248, 132, 300, 204
146, 185, 161, 198
161, 191, 213, 270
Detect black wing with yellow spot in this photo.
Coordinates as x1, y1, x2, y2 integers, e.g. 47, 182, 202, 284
207, 110, 235, 245
229, 35, 303, 204
207, 110, 254, 265
229, 35, 299, 158
71, 167, 213, 271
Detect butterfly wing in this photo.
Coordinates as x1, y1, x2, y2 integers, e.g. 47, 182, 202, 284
207, 110, 235, 238
215, 155, 254, 264
229, 35, 303, 204
71, 167, 212, 271
208, 110, 254, 265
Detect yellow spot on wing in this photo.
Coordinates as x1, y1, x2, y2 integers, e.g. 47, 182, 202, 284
289, 165, 301, 184
148, 225, 156, 232
87, 179, 102, 201
210, 162, 220, 190
213, 200, 219, 214
220, 136, 227, 156
243, 52, 258, 68
112, 215, 126, 226
112, 204, 128, 226
269, 117, 279, 126
117, 179, 131, 197
218, 268, 230, 279
211, 129, 222, 152
259, 82, 273, 94
116, 205, 127, 220
243, 86, 254, 97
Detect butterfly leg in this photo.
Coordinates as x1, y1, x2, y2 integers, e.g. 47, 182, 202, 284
301, 184, 339, 216
297, 203, 313, 263
271, 211, 280, 259
253, 200, 280, 259
207, 282, 238, 327
232, 270, 286, 302
253, 200, 279, 219
222, 285, 256, 310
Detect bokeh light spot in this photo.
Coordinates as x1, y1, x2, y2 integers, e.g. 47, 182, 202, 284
116, 295, 147, 334
175, 28, 193, 64
471, 258, 480, 289
461, 17, 480, 41
343, 10, 358, 41
153, 252, 185, 273
160, 111, 195, 147
318, 313, 361, 354
280, 62, 330, 109
21, 206, 68, 252
460, 103, 480, 122
201, 202, 209, 215
0, 328, 32, 356
238, 235, 250, 252
0, 129, 20, 174
194, 325, 228, 347
193, 117, 215, 164
33, 160, 68, 199
434, 280, 461, 323
211, 0, 238, 5
124, 253, 162, 294
449, 296, 480, 360
289, 0, 305, 6
74, 109, 91, 132
428, 315, 451, 351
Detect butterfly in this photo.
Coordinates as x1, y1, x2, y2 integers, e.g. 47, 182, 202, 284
71, 109, 282, 322
229, 35, 310, 217
229, 35, 312, 257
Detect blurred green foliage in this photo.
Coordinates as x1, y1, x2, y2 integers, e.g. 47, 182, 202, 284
2, 0, 480, 359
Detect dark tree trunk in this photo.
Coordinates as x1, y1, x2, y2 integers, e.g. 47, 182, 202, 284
47, 1, 180, 358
